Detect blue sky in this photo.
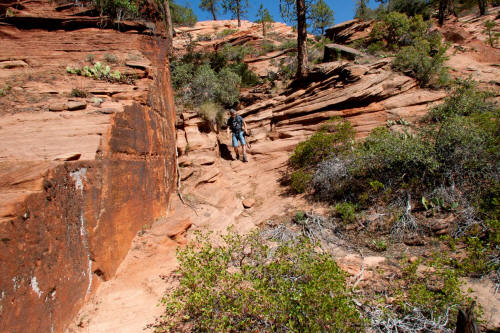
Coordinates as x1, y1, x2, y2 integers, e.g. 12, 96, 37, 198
175, 0, 379, 27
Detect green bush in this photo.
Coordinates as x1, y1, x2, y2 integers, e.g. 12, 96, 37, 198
104, 53, 118, 63
352, 127, 438, 184
428, 79, 496, 121
66, 62, 131, 84
170, 61, 194, 90
392, 36, 449, 87
216, 28, 237, 39
92, 0, 138, 19
398, 256, 470, 322
367, 12, 430, 53
388, 0, 431, 18
216, 67, 241, 106
70, 88, 88, 98
290, 169, 313, 193
0, 84, 11, 97
290, 118, 354, 169
227, 62, 261, 87
190, 64, 219, 105
157, 231, 362, 332
334, 202, 357, 224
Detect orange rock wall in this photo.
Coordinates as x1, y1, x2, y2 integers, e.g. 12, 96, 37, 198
0, 41, 177, 333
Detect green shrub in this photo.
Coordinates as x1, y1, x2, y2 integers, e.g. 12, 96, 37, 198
92, 0, 138, 19
392, 36, 449, 87
260, 40, 276, 54
85, 54, 95, 64
388, 0, 431, 18
157, 231, 362, 332
0, 84, 11, 97
428, 79, 496, 121
290, 169, 312, 193
170, 61, 194, 90
370, 239, 388, 252
290, 118, 354, 169
216, 28, 237, 39
70, 88, 88, 98
104, 53, 118, 63
227, 62, 260, 87
190, 64, 219, 105
279, 39, 298, 50
216, 67, 241, 106
367, 12, 430, 53
352, 127, 438, 185
66, 62, 131, 84
483, 20, 499, 47
335, 202, 357, 224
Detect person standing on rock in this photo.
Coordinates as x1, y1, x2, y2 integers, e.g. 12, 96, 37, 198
227, 109, 248, 162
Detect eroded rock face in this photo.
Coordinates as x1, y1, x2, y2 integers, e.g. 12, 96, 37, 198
0, 3, 177, 332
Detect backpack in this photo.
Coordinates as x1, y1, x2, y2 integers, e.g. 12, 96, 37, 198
228, 115, 243, 133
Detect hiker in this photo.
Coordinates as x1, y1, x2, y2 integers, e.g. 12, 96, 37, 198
226, 109, 248, 162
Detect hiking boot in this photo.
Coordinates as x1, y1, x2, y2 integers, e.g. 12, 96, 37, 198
235, 153, 240, 161
243, 154, 248, 162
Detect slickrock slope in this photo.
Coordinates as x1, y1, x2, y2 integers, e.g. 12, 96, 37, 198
0, 2, 177, 333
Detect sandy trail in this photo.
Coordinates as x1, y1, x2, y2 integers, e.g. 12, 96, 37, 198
66, 150, 309, 333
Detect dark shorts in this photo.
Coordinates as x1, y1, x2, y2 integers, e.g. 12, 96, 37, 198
231, 131, 246, 147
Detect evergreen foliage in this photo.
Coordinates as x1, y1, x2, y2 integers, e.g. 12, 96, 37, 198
310, 0, 334, 35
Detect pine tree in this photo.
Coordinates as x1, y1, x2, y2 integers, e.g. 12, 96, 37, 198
310, 0, 334, 35
355, 0, 369, 20
222, 0, 248, 27
256, 4, 274, 37
199, 0, 219, 20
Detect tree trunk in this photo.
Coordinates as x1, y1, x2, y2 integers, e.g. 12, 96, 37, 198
438, 0, 456, 26
478, 0, 487, 16
237, 0, 241, 27
456, 302, 481, 333
262, 21, 266, 37
210, 6, 217, 20
296, 0, 308, 79
164, 0, 173, 54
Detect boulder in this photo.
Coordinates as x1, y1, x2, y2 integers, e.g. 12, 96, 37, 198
324, 43, 365, 62
67, 101, 87, 111
49, 103, 67, 111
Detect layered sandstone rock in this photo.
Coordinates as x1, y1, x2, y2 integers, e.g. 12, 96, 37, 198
0, 2, 176, 333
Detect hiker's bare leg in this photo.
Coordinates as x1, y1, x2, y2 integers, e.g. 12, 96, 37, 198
233, 146, 239, 158
242, 144, 246, 156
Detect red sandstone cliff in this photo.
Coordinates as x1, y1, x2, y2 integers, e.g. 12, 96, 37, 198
0, 2, 177, 332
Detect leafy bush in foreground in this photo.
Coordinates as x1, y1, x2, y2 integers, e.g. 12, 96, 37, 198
156, 232, 362, 332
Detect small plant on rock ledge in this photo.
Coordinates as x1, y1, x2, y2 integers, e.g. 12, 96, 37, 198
66, 61, 134, 84
70, 88, 88, 98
